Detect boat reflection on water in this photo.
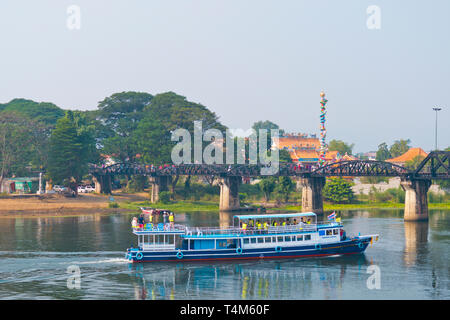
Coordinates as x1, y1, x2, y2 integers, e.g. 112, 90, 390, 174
128, 254, 370, 300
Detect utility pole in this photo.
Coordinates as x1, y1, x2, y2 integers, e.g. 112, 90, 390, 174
432, 107, 442, 151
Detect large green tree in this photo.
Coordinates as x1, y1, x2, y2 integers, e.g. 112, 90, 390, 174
323, 177, 354, 203
0, 113, 49, 183
0, 98, 65, 126
259, 177, 277, 201
389, 139, 411, 158
141, 92, 227, 164
328, 139, 354, 155
276, 176, 295, 202
96, 91, 154, 163
47, 112, 96, 194
376, 142, 391, 161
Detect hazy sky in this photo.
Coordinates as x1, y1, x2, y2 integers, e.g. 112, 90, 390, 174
0, 0, 448, 153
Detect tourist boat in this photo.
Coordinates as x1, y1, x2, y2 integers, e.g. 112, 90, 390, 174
125, 212, 379, 263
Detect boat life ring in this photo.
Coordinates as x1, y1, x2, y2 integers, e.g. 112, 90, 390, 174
358, 241, 364, 249
176, 250, 183, 259
275, 246, 282, 252
136, 252, 143, 260
236, 247, 243, 254
315, 244, 322, 250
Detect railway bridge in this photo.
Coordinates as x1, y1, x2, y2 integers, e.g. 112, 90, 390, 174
89, 151, 449, 221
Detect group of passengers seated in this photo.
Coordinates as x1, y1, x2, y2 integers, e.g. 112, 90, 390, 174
131, 210, 175, 231
239, 217, 312, 234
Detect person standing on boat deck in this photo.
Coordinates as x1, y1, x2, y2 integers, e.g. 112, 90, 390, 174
256, 220, 262, 233
138, 214, 145, 229
163, 211, 169, 225
242, 222, 247, 234
131, 217, 138, 229
169, 212, 174, 230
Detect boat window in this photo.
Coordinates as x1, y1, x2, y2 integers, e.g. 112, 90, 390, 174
277, 236, 284, 242
285, 236, 292, 242
333, 229, 339, 235
251, 238, 257, 244
304, 234, 311, 241
265, 237, 272, 243
243, 238, 250, 244
257, 238, 264, 243
297, 235, 303, 241
326, 229, 333, 236
216, 239, 227, 249
168, 235, 175, 244
272, 237, 277, 243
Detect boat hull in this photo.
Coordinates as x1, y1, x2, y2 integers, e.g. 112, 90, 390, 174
125, 238, 370, 263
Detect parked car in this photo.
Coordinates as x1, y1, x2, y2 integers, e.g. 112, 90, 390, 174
77, 186, 86, 193
85, 185, 95, 193
53, 185, 68, 193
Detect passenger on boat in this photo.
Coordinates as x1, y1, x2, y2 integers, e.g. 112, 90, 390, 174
169, 212, 175, 229
256, 220, 262, 232
163, 211, 169, 225
131, 217, 138, 229
293, 219, 297, 225
138, 214, 145, 229
263, 221, 269, 230
241, 222, 247, 233
149, 212, 153, 224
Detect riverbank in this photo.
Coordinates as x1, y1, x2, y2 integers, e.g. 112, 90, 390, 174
0, 192, 146, 218
117, 199, 450, 213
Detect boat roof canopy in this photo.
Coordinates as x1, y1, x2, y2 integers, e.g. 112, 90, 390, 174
234, 212, 317, 220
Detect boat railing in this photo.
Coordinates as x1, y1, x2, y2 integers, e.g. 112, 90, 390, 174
184, 223, 318, 236
185, 226, 243, 236
133, 224, 187, 233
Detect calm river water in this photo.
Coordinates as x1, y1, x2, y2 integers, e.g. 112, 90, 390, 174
0, 209, 448, 300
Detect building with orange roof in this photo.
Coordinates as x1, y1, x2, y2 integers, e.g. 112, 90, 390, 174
272, 133, 345, 165
386, 148, 428, 166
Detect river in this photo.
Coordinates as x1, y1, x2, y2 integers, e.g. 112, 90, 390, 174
0, 209, 448, 299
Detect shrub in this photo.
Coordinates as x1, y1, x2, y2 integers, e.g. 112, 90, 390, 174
108, 202, 119, 208
323, 177, 355, 203
158, 191, 172, 204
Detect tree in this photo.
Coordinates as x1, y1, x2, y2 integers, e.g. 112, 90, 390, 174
0, 113, 49, 184
252, 120, 284, 151
328, 139, 354, 155
376, 142, 391, 161
0, 98, 65, 126
259, 177, 277, 202
323, 177, 354, 203
47, 112, 96, 194
404, 155, 426, 170
389, 139, 411, 158
276, 176, 295, 202
96, 91, 154, 163
279, 149, 293, 163
142, 92, 227, 164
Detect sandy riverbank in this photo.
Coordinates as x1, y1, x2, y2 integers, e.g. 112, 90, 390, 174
0, 192, 148, 218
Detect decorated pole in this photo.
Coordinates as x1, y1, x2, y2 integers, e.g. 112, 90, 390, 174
319, 91, 328, 166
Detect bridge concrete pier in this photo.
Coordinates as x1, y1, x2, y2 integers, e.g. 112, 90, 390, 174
300, 177, 326, 215
401, 178, 431, 221
149, 176, 171, 203
219, 176, 241, 211
92, 175, 112, 194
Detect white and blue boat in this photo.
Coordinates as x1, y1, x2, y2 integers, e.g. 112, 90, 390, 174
125, 212, 379, 263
